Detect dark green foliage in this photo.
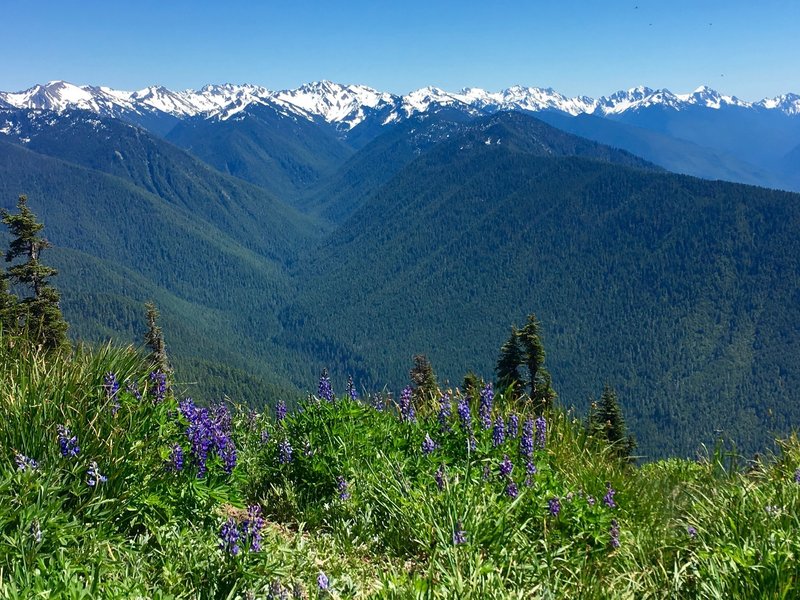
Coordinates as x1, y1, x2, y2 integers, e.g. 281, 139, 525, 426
495, 326, 524, 397
0, 267, 17, 331
144, 301, 169, 374
410, 353, 438, 404
1, 195, 68, 350
518, 314, 556, 413
589, 385, 637, 460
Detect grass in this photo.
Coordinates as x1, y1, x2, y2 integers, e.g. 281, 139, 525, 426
0, 331, 798, 598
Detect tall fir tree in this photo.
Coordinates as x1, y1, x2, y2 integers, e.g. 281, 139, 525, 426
518, 313, 556, 413
410, 354, 438, 404
144, 301, 170, 374
495, 326, 524, 397
1, 195, 68, 350
590, 384, 636, 460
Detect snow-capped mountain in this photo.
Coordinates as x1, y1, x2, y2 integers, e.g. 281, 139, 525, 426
2, 81, 798, 131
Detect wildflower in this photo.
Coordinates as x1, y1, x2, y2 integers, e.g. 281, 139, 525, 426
219, 441, 237, 474
278, 439, 293, 464
765, 504, 780, 517
317, 571, 329, 591
124, 378, 142, 402
14, 451, 38, 472
587, 496, 596, 506
178, 398, 237, 476
57, 425, 80, 458
492, 416, 505, 447
104, 372, 121, 414
520, 417, 534, 458
346, 375, 358, 401
268, 581, 289, 600
478, 383, 493, 429
150, 370, 167, 404
318, 369, 334, 402
468, 435, 477, 452
452, 521, 467, 545
219, 517, 241, 555
303, 439, 313, 457
435, 464, 445, 490
524, 461, 537, 487
243, 505, 264, 552
337, 476, 350, 501
548, 497, 561, 517
87, 461, 107, 486
399, 386, 416, 423
30, 520, 42, 543
421, 433, 436, 455
610, 519, 620, 548
499, 455, 513, 477
260, 429, 270, 444
687, 525, 697, 538
276, 399, 287, 422
603, 483, 617, 509
507, 414, 519, 439
534, 415, 547, 449
457, 395, 472, 431
795, 468, 800, 484
506, 481, 519, 498
482, 464, 491, 481
370, 391, 385, 412
438, 392, 452, 432
291, 583, 306, 599
167, 444, 184, 472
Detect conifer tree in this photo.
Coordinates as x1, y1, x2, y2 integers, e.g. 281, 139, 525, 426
590, 384, 636, 460
144, 301, 170, 374
1, 195, 68, 350
410, 354, 438, 403
495, 326, 524, 397
518, 313, 556, 413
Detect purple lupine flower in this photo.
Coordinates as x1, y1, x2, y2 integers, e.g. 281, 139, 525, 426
421, 433, 436, 455
399, 386, 416, 423
794, 468, 800, 484
610, 519, 620, 548
482, 464, 491, 481
524, 461, 537, 487
104, 372, 121, 414
506, 481, 519, 498
14, 451, 38, 471
278, 439, 293, 464
478, 383, 493, 429
370, 391, 385, 412
452, 521, 467, 545
178, 398, 236, 476
438, 392, 452, 432
317, 571, 329, 591
457, 396, 472, 431
57, 425, 80, 458
318, 369, 334, 402
243, 505, 264, 552
337, 476, 350, 501
534, 415, 547, 449
548, 497, 561, 517
268, 581, 288, 600
468, 435, 477, 452
87, 461, 107, 487
492, 416, 505, 447
260, 429, 270, 444
604, 483, 617, 509
507, 414, 519, 439
520, 417, 534, 458
219, 441, 237, 474
587, 496, 596, 506
168, 443, 184, 472
499, 455, 513, 477
150, 371, 167, 404
687, 526, 697, 538
124, 379, 142, 402
435, 464, 445, 490
276, 399, 287, 423
219, 517, 241, 555
346, 375, 358, 401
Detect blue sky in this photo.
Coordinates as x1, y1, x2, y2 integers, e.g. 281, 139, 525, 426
2, 0, 797, 100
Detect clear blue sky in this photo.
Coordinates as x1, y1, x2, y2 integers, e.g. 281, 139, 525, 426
2, 0, 798, 100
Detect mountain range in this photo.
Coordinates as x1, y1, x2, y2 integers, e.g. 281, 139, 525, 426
1, 79, 799, 459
